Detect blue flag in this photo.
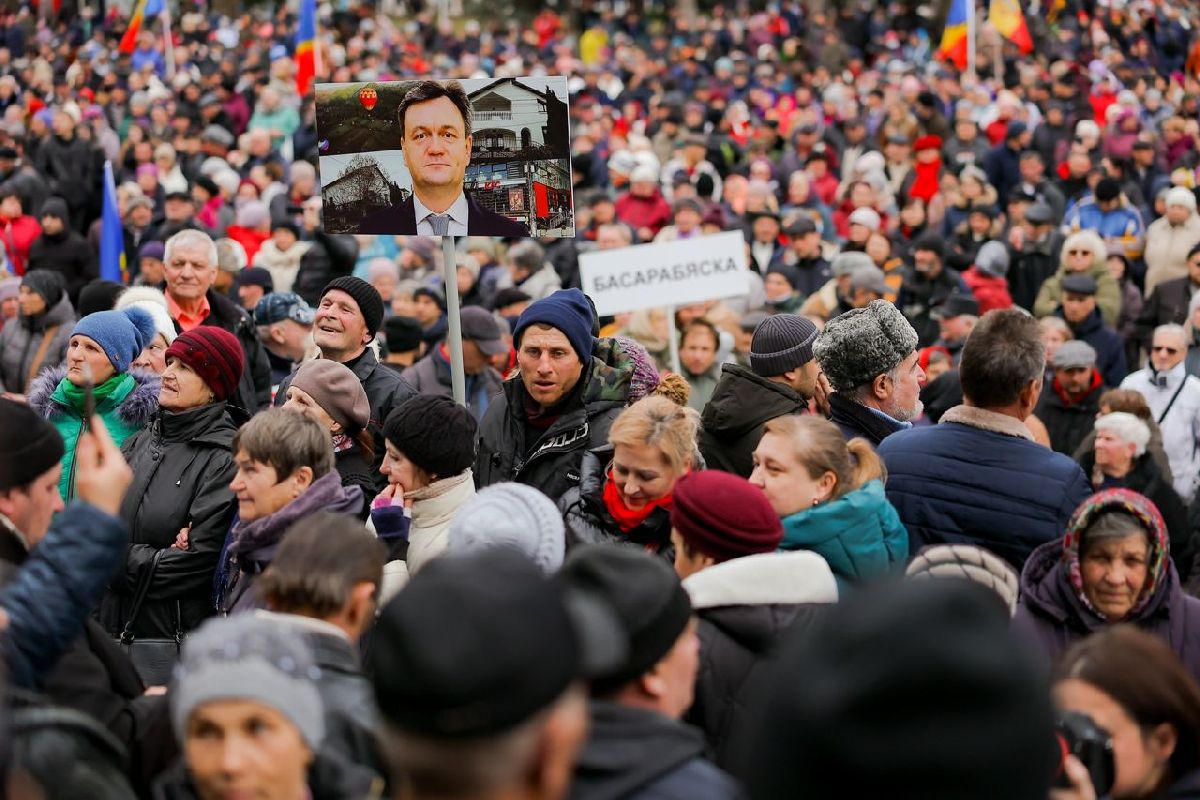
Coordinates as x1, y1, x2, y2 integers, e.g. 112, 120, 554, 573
144, 0, 164, 16
100, 161, 126, 283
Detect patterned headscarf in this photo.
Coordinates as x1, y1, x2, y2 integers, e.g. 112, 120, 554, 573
1062, 489, 1168, 619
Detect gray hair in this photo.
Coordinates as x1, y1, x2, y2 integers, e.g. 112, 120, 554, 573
164, 229, 218, 268
1154, 323, 1188, 350
1082, 511, 1148, 550
507, 240, 545, 274
1094, 411, 1150, 457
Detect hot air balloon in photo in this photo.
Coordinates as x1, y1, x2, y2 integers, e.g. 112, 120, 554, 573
358, 85, 378, 111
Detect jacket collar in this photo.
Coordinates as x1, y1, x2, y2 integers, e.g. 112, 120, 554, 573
941, 405, 1034, 441
407, 470, 475, 526
683, 551, 838, 608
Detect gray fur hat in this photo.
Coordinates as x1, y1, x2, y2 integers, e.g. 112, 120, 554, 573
813, 300, 919, 391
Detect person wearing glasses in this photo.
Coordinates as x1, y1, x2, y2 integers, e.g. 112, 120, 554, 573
1121, 323, 1200, 504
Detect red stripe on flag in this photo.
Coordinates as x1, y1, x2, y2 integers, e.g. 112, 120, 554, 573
119, 0, 146, 54
296, 48, 315, 98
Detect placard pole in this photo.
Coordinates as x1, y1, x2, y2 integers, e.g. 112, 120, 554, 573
667, 305, 681, 375
442, 235, 467, 406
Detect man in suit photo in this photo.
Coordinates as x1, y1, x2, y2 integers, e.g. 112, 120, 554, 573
357, 80, 531, 237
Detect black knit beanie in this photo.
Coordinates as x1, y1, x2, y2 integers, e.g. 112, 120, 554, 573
322, 276, 385, 337
383, 395, 478, 480
750, 314, 818, 377
21, 270, 64, 310
0, 398, 64, 490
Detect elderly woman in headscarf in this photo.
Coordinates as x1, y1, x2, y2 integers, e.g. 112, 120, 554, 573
1013, 489, 1200, 682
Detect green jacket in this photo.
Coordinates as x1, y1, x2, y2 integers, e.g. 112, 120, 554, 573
28, 367, 160, 500
779, 479, 908, 591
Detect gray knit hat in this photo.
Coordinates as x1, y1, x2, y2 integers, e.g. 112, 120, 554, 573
170, 615, 325, 749
813, 300, 919, 390
831, 250, 874, 277
750, 314, 819, 377
447, 483, 565, 573
974, 241, 1011, 278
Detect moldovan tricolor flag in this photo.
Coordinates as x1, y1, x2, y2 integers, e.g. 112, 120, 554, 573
937, 0, 970, 70
989, 0, 1033, 53
119, 0, 149, 55
295, 0, 317, 98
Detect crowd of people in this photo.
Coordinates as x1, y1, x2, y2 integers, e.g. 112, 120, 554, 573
5, 0, 1200, 798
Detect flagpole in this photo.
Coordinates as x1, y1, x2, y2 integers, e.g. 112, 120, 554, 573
161, 7, 176, 80
966, 0, 977, 79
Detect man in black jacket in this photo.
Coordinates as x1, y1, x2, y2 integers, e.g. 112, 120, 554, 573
699, 314, 819, 478
1034, 340, 1104, 456
33, 111, 95, 232
163, 229, 272, 413
1007, 201, 1065, 313
475, 288, 633, 503
814, 299, 923, 448
26, 196, 97, 306
562, 545, 741, 800
275, 276, 414, 491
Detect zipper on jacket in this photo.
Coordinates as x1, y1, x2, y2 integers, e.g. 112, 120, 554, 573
66, 412, 90, 499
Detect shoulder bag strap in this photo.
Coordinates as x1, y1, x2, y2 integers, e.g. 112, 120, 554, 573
1157, 377, 1189, 426
119, 549, 163, 645
24, 324, 59, 391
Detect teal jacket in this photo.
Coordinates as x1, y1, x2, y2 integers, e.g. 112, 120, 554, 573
779, 479, 908, 590
28, 367, 160, 500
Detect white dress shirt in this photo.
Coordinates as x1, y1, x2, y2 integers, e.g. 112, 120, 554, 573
413, 192, 469, 236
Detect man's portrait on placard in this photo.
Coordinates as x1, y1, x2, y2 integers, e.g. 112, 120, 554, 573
315, 77, 574, 238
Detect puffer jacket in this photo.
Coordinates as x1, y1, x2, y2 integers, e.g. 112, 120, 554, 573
0, 294, 74, 393
475, 339, 635, 504
778, 480, 909, 591
683, 551, 837, 769
379, 470, 476, 601
97, 402, 238, 641
1062, 195, 1146, 261
879, 405, 1092, 569
1012, 489, 1200, 682
559, 445, 675, 558
28, 366, 159, 500
698, 363, 807, 478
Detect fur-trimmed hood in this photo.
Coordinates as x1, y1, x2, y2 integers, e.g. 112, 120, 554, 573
27, 365, 160, 426
683, 551, 839, 609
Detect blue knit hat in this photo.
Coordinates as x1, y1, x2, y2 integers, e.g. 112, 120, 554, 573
512, 288, 596, 364
71, 307, 156, 374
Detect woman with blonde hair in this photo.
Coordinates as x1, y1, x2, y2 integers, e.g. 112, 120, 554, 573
750, 415, 907, 589
560, 393, 701, 559
1034, 229, 1122, 325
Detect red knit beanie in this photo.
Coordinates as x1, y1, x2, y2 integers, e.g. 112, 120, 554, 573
164, 327, 245, 402
670, 471, 783, 563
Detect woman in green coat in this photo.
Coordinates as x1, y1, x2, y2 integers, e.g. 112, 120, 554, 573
750, 414, 908, 591
28, 306, 160, 500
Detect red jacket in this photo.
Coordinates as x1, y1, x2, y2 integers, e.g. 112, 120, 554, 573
0, 214, 42, 275
962, 266, 1014, 314
615, 191, 673, 239
224, 226, 270, 265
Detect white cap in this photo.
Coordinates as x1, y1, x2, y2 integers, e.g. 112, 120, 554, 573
1166, 186, 1197, 212
847, 207, 882, 232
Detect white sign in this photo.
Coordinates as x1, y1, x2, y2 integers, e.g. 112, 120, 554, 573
579, 231, 750, 315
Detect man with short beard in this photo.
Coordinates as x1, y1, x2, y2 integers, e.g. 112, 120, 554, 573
814, 300, 925, 448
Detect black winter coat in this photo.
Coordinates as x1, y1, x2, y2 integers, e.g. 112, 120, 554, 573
1066, 307, 1128, 388
559, 445, 674, 558
699, 363, 807, 478
294, 231, 359, 307
276, 348, 415, 494
1034, 373, 1104, 456
27, 232, 97, 305
827, 391, 909, 448
98, 403, 238, 640
1137, 276, 1196, 352
185, 288, 272, 415
475, 349, 634, 504
899, 265, 968, 347
569, 701, 741, 800
1007, 232, 1065, 313
34, 134, 96, 222
683, 551, 836, 770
